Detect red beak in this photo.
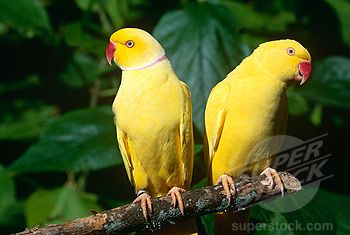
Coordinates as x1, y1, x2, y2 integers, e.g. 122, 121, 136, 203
294, 60, 312, 85
106, 42, 116, 65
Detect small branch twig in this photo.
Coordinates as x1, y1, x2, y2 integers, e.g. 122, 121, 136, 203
16, 172, 301, 235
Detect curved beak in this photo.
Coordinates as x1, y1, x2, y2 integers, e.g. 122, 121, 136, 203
294, 60, 312, 85
106, 41, 116, 65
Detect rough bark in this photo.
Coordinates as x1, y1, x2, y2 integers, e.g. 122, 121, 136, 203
15, 172, 301, 235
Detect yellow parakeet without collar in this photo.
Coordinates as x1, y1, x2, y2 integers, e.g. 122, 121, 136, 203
204, 39, 311, 234
106, 28, 197, 234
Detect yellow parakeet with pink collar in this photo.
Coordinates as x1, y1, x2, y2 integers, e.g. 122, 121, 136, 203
106, 28, 197, 235
204, 39, 312, 234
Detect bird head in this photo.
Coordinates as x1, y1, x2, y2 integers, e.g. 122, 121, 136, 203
106, 28, 166, 70
254, 39, 312, 85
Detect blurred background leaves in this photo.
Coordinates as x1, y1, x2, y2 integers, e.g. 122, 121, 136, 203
10, 107, 121, 173
0, 0, 349, 234
0, 0, 53, 40
154, 2, 243, 130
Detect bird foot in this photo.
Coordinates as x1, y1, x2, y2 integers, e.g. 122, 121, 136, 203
260, 167, 284, 196
167, 187, 186, 216
133, 190, 152, 221
215, 174, 236, 204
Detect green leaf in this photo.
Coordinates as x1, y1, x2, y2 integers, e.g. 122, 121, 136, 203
191, 177, 207, 190
300, 56, 350, 108
316, 190, 350, 234
103, 0, 126, 29
0, 168, 15, 224
10, 107, 122, 173
75, 0, 145, 31
320, 190, 350, 234
280, 190, 337, 235
0, 74, 40, 95
25, 186, 101, 228
252, 188, 345, 235
0, 22, 8, 35
194, 144, 203, 156
222, 1, 296, 32
287, 88, 310, 115
254, 212, 294, 235
250, 207, 294, 235
326, 0, 350, 46
0, 0, 53, 40
310, 103, 323, 126
0, 105, 56, 140
221, 1, 296, 49
59, 52, 100, 88
201, 214, 215, 235
75, 0, 99, 12
63, 22, 104, 55
103, 0, 145, 29
0, 165, 24, 227
154, 2, 244, 130
193, 144, 206, 179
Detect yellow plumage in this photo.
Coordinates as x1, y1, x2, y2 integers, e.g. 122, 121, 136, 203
114, 61, 193, 196
204, 39, 311, 234
107, 28, 196, 235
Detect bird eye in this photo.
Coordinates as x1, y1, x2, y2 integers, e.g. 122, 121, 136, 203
287, 47, 295, 56
125, 40, 135, 48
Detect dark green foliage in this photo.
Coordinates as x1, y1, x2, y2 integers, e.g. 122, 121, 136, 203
0, 166, 23, 227
250, 188, 350, 235
25, 185, 101, 227
10, 107, 122, 173
0, 0, 350, 234
0, 0, 53, 40
300, 56, 350, 108
154, 2, 243, 130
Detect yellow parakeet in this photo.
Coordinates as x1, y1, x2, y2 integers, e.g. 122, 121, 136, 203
106, 28, 197, 234
204, 39, 312, 234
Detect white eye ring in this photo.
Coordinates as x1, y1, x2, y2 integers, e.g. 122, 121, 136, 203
287, 47, 295, 56
125, 40, 135, 48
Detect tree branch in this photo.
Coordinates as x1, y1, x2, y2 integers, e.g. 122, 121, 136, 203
15, 172, 301, 235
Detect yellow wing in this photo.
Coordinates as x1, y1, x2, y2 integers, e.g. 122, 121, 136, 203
180, 82, 194, 190
204, 81, 230, 175
116, 124, 134, 186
